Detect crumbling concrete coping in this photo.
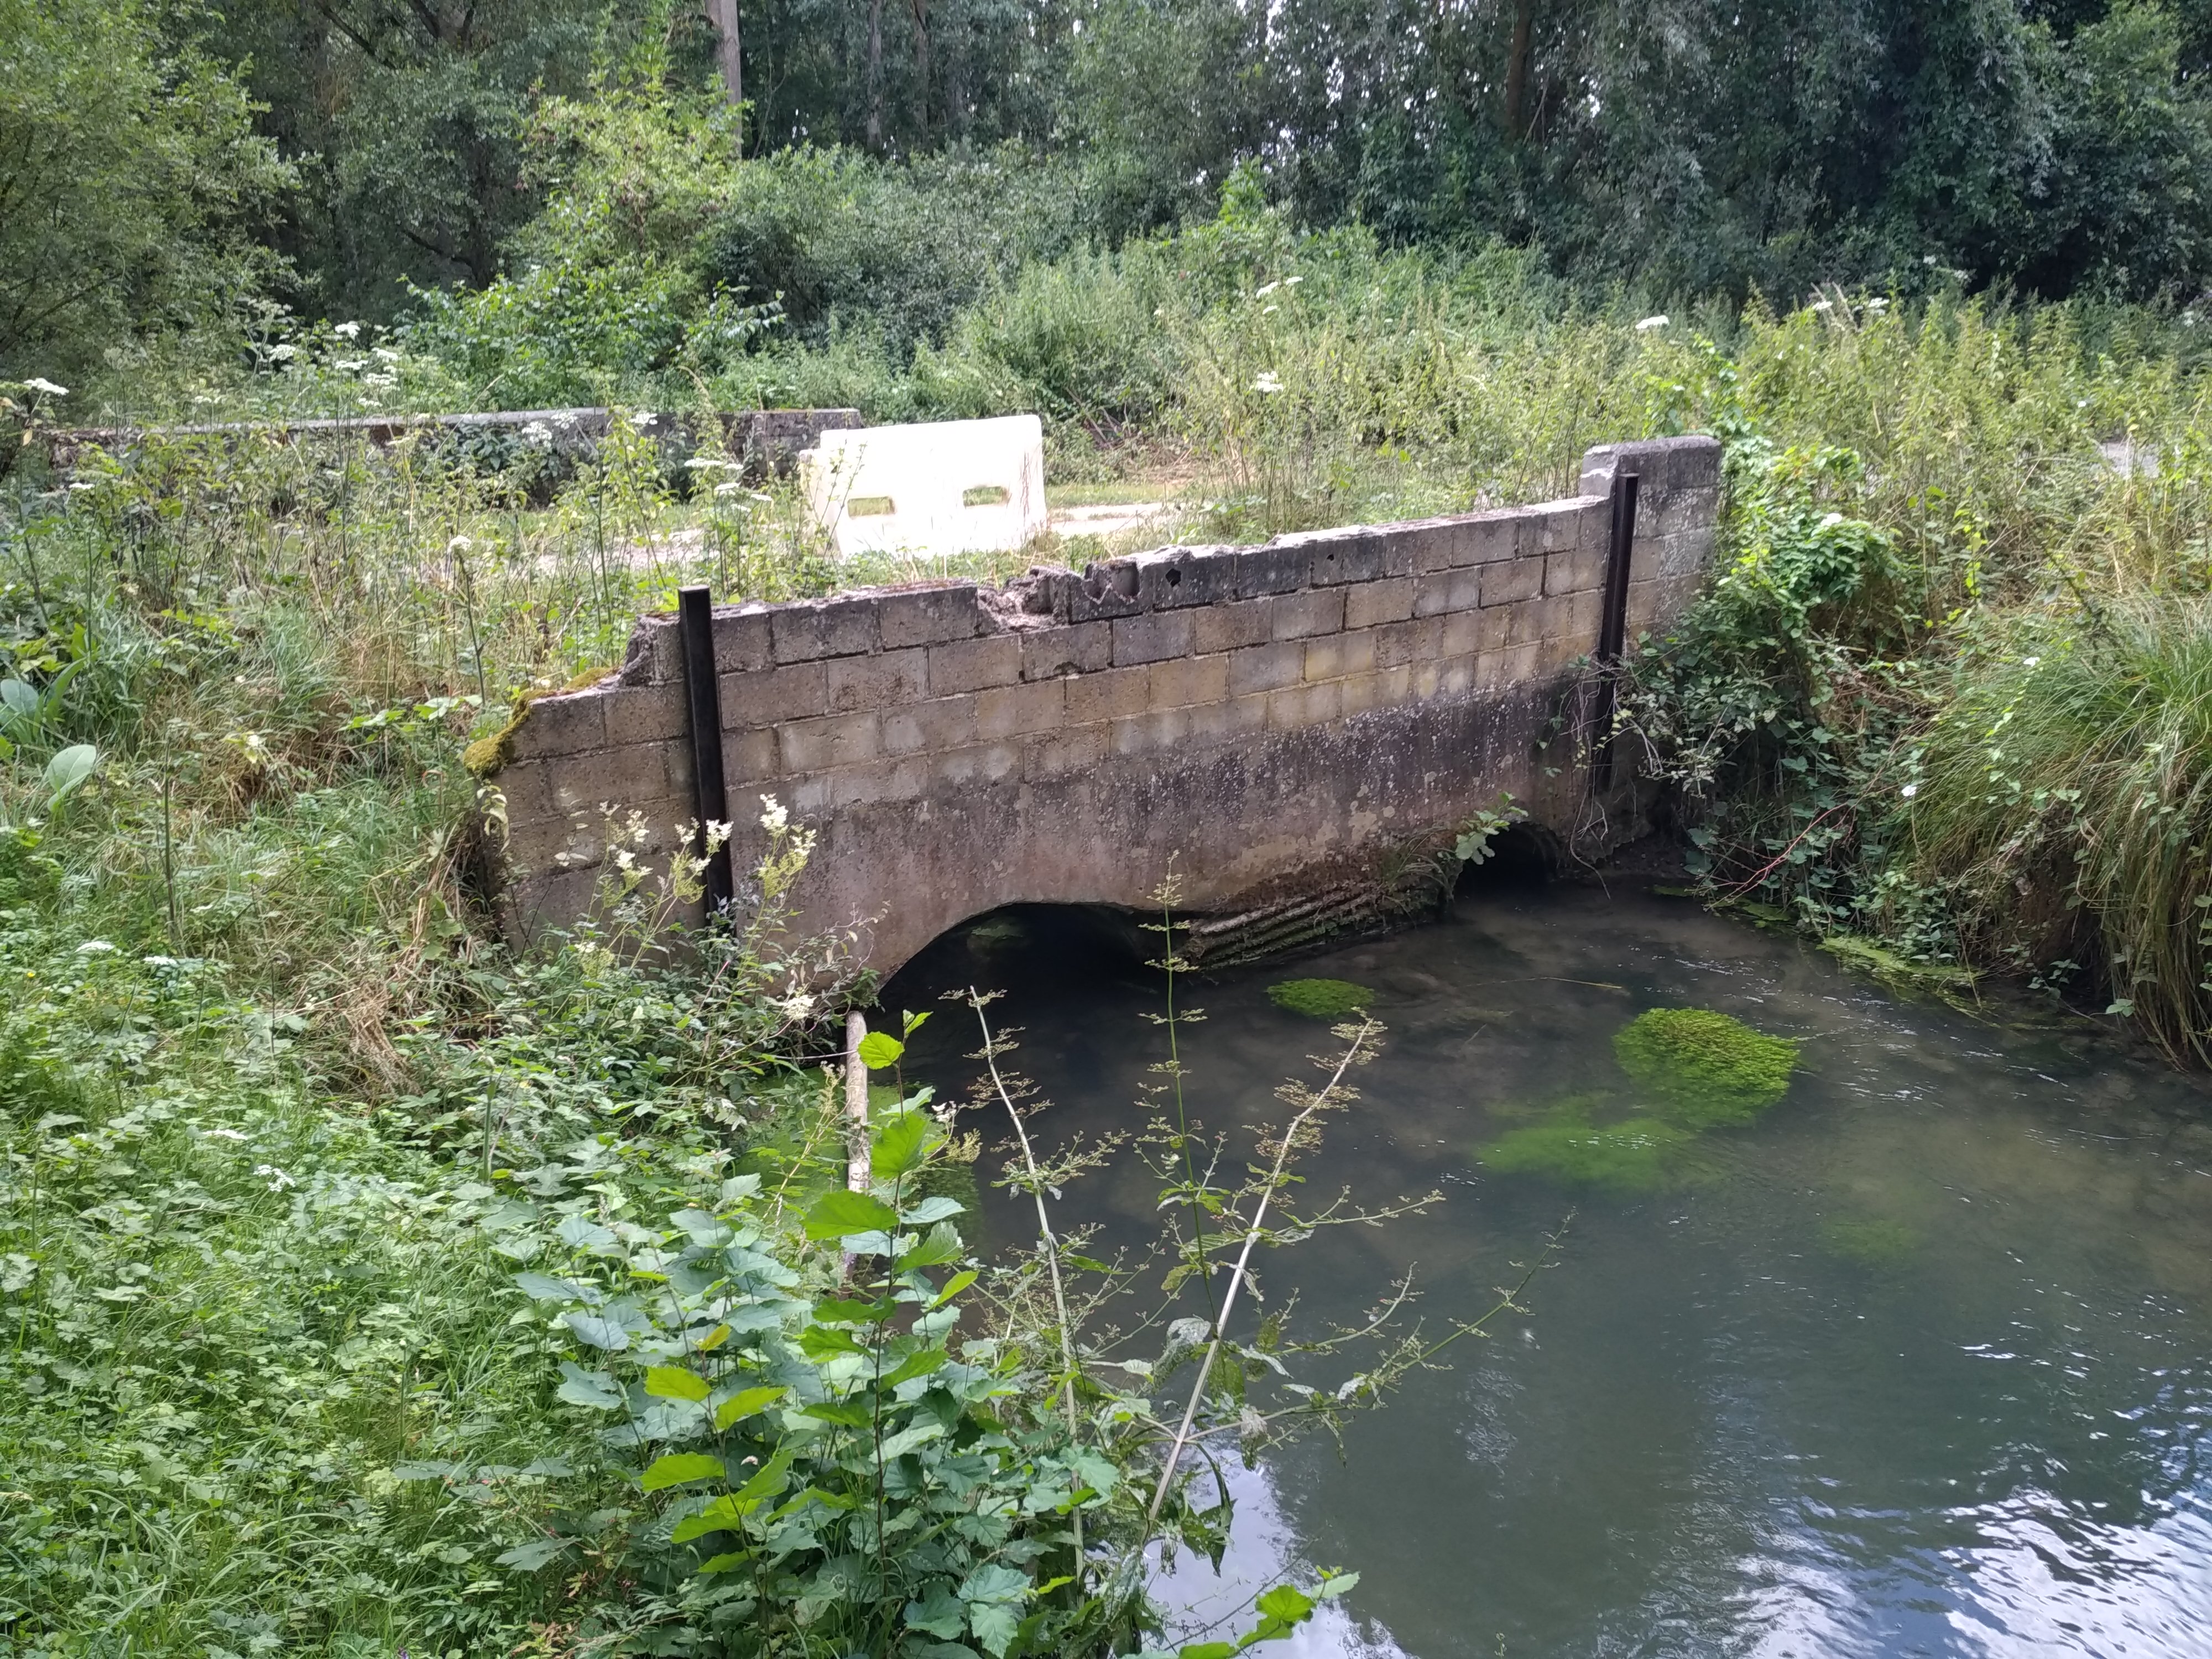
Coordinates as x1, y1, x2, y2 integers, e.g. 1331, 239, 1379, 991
484, 435, 1721, 974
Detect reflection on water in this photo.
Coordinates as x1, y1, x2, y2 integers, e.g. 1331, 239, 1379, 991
885, 884, 2212, 1658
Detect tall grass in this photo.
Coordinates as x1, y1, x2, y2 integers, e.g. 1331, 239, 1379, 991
1906, 597, 2212, 1062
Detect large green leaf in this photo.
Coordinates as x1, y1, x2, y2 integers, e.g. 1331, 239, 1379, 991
712, 1384, 787, 1429
644, 1365, 711, 1402
43, 744, 97, 805
640, 1452, 725, 1491
871, 1108, 931, 1181
857, 1030, 905, 1070
895, 1222, 963, 1270
803, 1187, 898, 1241
878, 1345, 950, 1389
562, 1310, 630, 1351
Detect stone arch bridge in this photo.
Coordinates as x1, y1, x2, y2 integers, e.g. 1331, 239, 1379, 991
481, 436, 1719, 974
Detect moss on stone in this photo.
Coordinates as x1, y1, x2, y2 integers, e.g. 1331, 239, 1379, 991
1266, 977, 1375, 1019
1477, 1107, 1695, 1192
1614, 1007, 1798, 1129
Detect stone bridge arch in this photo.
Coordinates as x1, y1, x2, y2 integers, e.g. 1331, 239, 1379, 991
482, 437, 1719, 975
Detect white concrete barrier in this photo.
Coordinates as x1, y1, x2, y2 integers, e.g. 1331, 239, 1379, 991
802, 415, 1046, 558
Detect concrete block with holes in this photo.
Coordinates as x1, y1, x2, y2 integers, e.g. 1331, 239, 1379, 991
800, 415, 1047, 558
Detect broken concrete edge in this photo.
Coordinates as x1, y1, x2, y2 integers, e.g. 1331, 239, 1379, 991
463, 664, 621, 778
524, 434, 1720, 702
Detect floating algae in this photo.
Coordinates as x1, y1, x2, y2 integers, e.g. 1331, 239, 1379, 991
1477, 1009, 1798, 1191
1819, 1215, 1921, 1267
1267, 978, 1376, 1019
1478, 1107, 1696, 1192
966, 915, 1028, 954
1613, 1007, 1798, 1129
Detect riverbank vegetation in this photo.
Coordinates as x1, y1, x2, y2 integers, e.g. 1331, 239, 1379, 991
13, 0, 2212, 1648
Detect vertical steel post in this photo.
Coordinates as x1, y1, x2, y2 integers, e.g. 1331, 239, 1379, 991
677, 585, 735, 920
1593, 468, 1640, 789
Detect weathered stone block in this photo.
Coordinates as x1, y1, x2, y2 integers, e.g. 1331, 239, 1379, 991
493, 757, 556, 822
1479, 556, 1545, 607
1648, 488, 1720, 539
823, 757, 933, 810
975, 679, 1067, 741
1065, 664, 1152, 724
771, 595, 879, 662
722, 661, 828, 727
1370, 615, 1443, 669
1266, 680, 1342, 732
1412, 568, 1483, 618
877, 583, 985, 648
1227, 640, 1305, 696
1233, 541, 1310, 598
827, 646, 928, 713
1477, 643, 1542, 690
549, 743, 675, 815
928, 634, 1022, 695
711, 606, 775, 672
1435, 654, 1478, 698
1186, 693, 1269, 747
1298, 526, 1385, 586
1578, 434, 1722, 498
933, 743, 1022, 789
1150, 653, 1230, 708
1113, 708, 1189, 756
512, 691, 606, 760
1192, 599, 1274, 655
1545, 545, 1610, 596
602, 685, 686, 748
1023, 724, 1108, 781
1338, 667, 1403, 718
881, 695, 979, 756
1063, 561, 1144, 623
779, 711, 882, 773
1305, 629, 1377, 682
1268, 588, 1346, 640
1020, 623, 1112, 681
1112, 609, 1195, 667
1439, 607, 1486, 658
723, 727, 780, 785
1345, 577, 1416, 629
1129, 547, 1235, 609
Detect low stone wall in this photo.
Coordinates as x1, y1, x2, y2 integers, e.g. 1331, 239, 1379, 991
486, 435, 1720, 972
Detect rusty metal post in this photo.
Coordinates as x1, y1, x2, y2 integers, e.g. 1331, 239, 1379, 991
676, 585, 735, 919
1593, 468, 1640, 789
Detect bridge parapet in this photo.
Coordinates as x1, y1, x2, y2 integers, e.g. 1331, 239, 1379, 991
487, 435, 1721, 971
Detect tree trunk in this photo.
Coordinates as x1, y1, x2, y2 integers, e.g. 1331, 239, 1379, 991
703, 0, 743, 117
865, 0, 885, 150
1504, 0, 1533, 139
909, 0, 931, 139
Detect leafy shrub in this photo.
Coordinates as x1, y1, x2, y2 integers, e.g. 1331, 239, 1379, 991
1266, 978, 1374, 1018
1612, 1008, 1798, 1129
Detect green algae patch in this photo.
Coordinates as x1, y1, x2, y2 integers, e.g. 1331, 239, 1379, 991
1267, 978, 1375, 1019
1614, 1008, 1798, 1128
1819, 1215, 1921, 1267
1478, 1108, 1695, 1192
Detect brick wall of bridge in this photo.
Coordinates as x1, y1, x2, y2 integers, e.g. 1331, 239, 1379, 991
485, 435, 1720, 970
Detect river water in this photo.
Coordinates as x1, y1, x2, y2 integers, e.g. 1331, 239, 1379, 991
884, 880, 2212, 1658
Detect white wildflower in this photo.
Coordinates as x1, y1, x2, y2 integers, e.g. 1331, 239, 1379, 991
759, 796, 790, 833
1252, 371, 1285, 394
1255, 281, 1280, 298
254, 1164, 296, 1192
448, 535, 472, 553
1811, 299, 1834, 312
268, 343, 297, 361
204, 1127, 249, 1142
780, 991, 816, 1021
23, 377, 67, 397
333, 320, 361, 339
2022, 656, 2040, 667
1901, 784, 1919, 800
1635, 315, 1670, 332
75, 940, 116, 954
1865, 297, 1889, 312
